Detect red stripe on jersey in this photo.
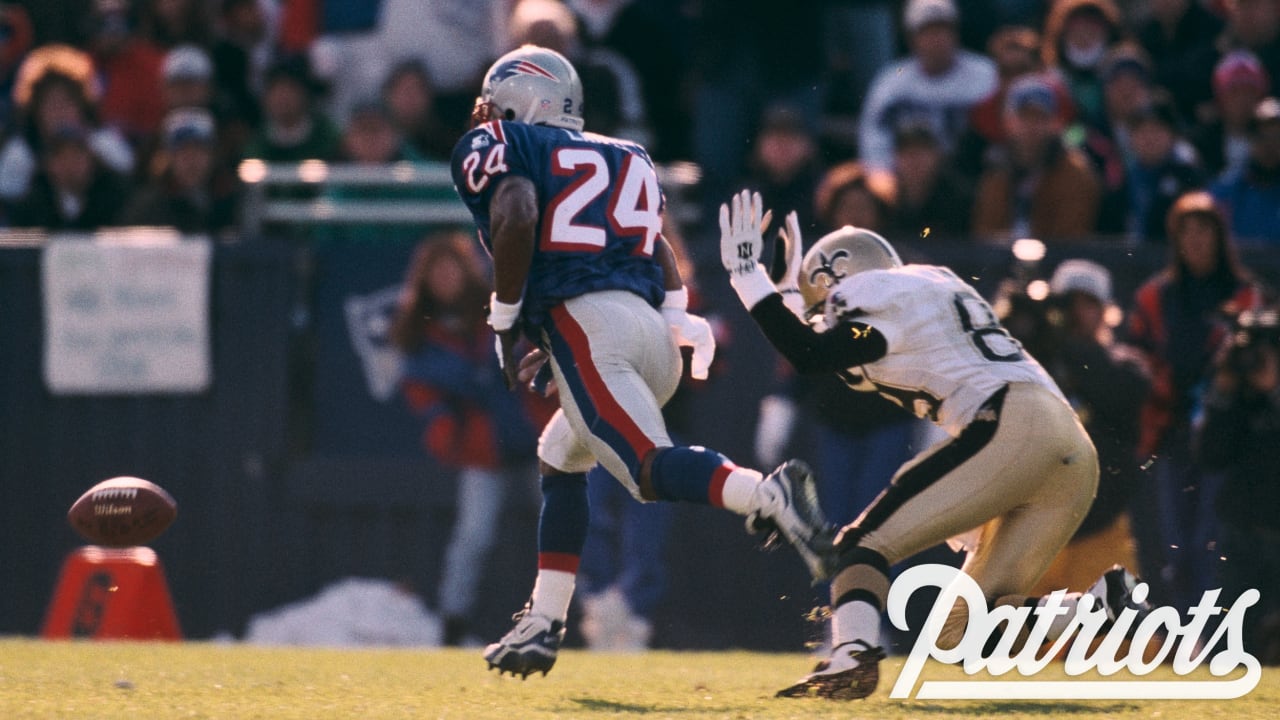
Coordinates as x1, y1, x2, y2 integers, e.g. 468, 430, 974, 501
707, 462, 734, 508
550, 305, 656, 461
538, 551, 580, 574
482, 120, 506, 143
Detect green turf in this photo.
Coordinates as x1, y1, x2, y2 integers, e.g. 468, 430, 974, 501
0, 639, 1275, 719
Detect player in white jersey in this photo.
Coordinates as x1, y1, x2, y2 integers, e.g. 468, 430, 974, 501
817, 262, 1066, 436
718, 190, 1148, 700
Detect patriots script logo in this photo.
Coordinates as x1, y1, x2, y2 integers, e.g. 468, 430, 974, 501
490, 59, 558, 83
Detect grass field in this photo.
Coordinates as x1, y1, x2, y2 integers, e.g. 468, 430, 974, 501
1, 639, 1275, 719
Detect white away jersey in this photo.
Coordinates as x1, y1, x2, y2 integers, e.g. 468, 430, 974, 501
824, 264, 1066, 436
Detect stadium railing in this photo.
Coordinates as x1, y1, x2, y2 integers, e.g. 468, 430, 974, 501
236, 159, 704, 237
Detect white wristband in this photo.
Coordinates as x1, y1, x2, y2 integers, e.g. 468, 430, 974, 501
729, 266, 778, 310
661, 287, 688, 311
487, 293, 522, 332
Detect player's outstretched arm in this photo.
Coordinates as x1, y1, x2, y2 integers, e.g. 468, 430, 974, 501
718, 189, 778, 310
718, 189, 887, 374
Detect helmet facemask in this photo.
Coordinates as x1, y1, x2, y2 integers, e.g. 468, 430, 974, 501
470, 97, 500, 128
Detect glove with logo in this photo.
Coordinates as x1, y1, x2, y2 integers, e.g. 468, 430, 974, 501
719, 189, 778, 310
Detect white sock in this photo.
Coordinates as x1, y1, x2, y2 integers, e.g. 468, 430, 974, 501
529, 569, 576, 622
717, 468, 765, 515
832, 600, 883, 650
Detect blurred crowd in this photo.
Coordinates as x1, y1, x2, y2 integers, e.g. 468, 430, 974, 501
7, 0, 1279, 658
7, 0, 1280, 246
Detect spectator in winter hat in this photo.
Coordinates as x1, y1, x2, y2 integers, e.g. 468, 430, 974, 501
9, 122, 132, 230
0, 44, 134, 204
120, 106, 238, 236
1210, 96, 1280, 245
858, 0, 997, 171
162, 44, 214, 112
957, 25, 1065, 180
1123, 92, 1207, 243
242, 54, 341, 164
1043, 0, 1124, 131
888, 120, 973, 239
972, 73, 1103, 241
1193, 50, 1272, 177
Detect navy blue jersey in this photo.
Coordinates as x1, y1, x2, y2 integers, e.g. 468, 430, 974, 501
451, 120, 667, 333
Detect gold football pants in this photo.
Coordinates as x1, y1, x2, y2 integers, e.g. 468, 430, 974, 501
849, 382, 1099, 642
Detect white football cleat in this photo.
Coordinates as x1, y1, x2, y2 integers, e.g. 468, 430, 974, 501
483, 605, 566, 679
747, 459, 837, 581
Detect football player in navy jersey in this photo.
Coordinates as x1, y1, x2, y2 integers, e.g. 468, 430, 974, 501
449, 45, 833, 679
718, 190, 1149, 700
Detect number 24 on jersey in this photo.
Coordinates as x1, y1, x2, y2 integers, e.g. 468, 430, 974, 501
463, 144, 662, 257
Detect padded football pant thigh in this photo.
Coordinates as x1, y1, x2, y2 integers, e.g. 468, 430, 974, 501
854, 383, 1098, 601
538, 409, 596, 475
540, 292, 681, 499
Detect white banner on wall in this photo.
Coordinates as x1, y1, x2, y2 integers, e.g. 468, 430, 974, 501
41, 233, 213, 394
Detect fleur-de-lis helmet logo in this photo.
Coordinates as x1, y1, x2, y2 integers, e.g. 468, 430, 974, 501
797, 226, 902, 313
807, 248, 852, 291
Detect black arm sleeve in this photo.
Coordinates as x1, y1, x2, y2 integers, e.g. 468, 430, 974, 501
748, 293, 888, 374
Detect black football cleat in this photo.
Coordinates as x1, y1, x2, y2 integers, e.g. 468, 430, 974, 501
775, 640, 885, 700
1090, 564, 1155, 634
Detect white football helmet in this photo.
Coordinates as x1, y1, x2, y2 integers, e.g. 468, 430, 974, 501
471, 45, 584, 131
798, 226, 902, 313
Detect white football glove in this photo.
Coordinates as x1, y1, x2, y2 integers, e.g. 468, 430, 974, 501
661, 288, 715, 380
774, 210, 807, 320
718, 189, 778, 309
719, 189, 767, 277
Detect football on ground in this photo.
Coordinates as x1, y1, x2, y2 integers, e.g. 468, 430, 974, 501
67, 476, 178, 547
